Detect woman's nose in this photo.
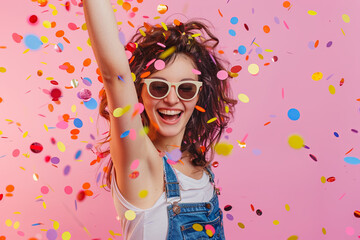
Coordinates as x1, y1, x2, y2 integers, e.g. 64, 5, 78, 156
164, 86, 179, 103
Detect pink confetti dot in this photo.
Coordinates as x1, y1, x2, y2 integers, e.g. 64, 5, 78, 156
205, 224, 215, 234
41, 186, 49, 194
17, 231, 25, 237
64, 186, 73, 195
346, 226, 354, 236
12, 149, 20, 157
56, 120, 68, 129
225, 127, 232, 133
217, 70, 228, 80
125, 50, 132, 60
192, 69, 201, 75
129, 128, 136, 140
68, 22, 79, 30
154, 60, 165, 70
130, 159, 139, 170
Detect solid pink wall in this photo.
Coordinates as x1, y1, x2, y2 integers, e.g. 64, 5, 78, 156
1, 0, 359, 239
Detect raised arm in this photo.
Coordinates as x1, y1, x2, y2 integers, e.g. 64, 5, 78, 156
83, 0, 161, 209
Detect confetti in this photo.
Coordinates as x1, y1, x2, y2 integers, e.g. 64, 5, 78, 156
192, 223, 203, 231
157, 4, 168, 14
237, 93, 249, 103
288, 134, 304, 149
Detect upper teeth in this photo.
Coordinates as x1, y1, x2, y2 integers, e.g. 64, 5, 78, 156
158, 110, 182, 115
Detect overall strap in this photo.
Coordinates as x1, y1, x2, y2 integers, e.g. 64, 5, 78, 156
162, 154, 181, 201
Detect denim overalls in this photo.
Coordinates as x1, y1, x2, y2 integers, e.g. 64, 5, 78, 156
162, 154, 226, 240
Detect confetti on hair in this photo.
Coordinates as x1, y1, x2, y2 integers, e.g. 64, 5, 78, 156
139, 28, 146, 36
192, 69, 201, 75
159, 46, 176, 59
160, 22, 168, 31
195, 105, 205, 112
207, 117, 217, 123
140, 71, 151, 78
191, 33, 201, 38
157, 42, 166, 48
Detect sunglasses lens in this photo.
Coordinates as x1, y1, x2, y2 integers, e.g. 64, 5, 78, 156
149, 81, 169, 98
178, 83, 197, 100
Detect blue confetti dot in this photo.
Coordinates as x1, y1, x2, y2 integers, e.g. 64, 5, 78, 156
121, 130, 130, 138
238, 45, 247, 55
230, 17, 238, 24
308, 41, 315, 50
334, 132, 339, 137
82, 77, 92, 86
252, 149, 262, 156
83, 98, 98, 110
75, 150, 82, 159
24, 34, 43, 50
74, 118, 83, 128
96, 172, 102, 183
64, 165, 71, 176
344, 156, 360, 165
56, 42, 64, 51
288, 108, 300, 121
228, 29, 236, 36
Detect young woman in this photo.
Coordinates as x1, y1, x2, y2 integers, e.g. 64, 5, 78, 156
83, 1, 237, 239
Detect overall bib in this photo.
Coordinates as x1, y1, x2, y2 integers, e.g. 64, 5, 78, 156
163, 154, 226, 240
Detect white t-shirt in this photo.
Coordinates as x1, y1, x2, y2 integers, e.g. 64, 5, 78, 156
111, 166, 214, 240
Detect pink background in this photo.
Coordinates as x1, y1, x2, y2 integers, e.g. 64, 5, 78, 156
1, 0, 360, 239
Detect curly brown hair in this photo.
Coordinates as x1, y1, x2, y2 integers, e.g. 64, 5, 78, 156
95, 18, 238, 191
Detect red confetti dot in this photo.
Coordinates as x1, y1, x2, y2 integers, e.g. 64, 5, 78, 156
327, 177, 335, 182
29, 15, 38, 24
77, 190, 86, 201
30, 142, 43, 153
50, 88, 62, 101
45, 155, 51, 163
0, 194, 3, 201
65, 1, 70, 11
129, 171, 139, 179
231, 65, 242, 73
212, 161, 219, 168
250, 204, 255, 211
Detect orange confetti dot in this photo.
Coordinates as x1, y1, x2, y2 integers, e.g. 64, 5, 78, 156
195, 105, 205, 112
263, 25, 270, 33
140, 71, 151, 78
84, 190, 93, 196
83, 58, 91, 67
103, 166, 109, 173
0, 236, 6, 240
218, 50, 224, 54
55, 30, 64, 37
157, 4, 168, 14
66, 65, 75, 73
63, 114, 70, 122
137, 0, 143, 3
122, 2, 131, 11
218, 9, 223, 17
63, 37, 70, 44
51, 21, 56, 28
174, 19, 181, 26
37, 70, 43, 76
0, 97, 3, 103
96, 67, 101, 75
314, 40, 319, 48
70, 129, 80, 134
132, 7, 138, 12
71, 135, 78, 140
5, 193, 13, 197
129, 171, 139, 179
82, 182, 91, 189
128, 21, 135, 28
264, 63, 270, 66
283, 1, 290, 8
48, 104, 54, 112
6, 185, 14, 192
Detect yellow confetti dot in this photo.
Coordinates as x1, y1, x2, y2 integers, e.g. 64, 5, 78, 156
321, 176, 326, 183
342, 14, 350, 23
43, 20, 52, 28
288, 134, 304, 149
131, 72, 136, 82
207, 117, 217, 123
139, 190, 148, 198
285, 204, 290, 211
308, 10, 317, 15
113, 108, 124, 117
90, 117, 94, 123
287, 235, 298, 240
329, 85, 335, 94
124, 210, 136, 220
225, 106, 229, 113
214, 142, 233, 156
238, 93, 249, 103
23, 131, 28, 138
159, 46, 176, 59
40, 36, 49, 44
139, 126, 149, 136
265, 49, 273, 52
248, 63, 259, 75
13, 221, 20, 229
192, 33, 201, 38
57, 141, 66, 152
43, 201, 47, 209
5, 219, 12, 227
238, 222, 245, 229
273, 220, 279, 225
117, 0, 123, 6
77, 46, 82, 51
87, 38, 91, 47
0, 67, 6, 73
71, 105, 77, 113
206, 229, 214, 237
52, 10, 58, 16
160, 22, 168, 31
62, 231, 71, 240
109, 230, 115, 236
53, 220, 60, 230
48, 4, 57, 9
139, 29, 146, 37
192, 223, 203, 231
322, 227, 326, 235
311, 72, 323, 81
44, 124, 49, 132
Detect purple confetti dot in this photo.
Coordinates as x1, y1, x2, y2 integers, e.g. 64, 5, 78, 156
326, 41, 333, 47
90, 134, 95, 140
86, 143, 93, 149
51, 157, 60, 164
308, 41, 315, 50
64, 165, 71, 176
226, 213, 234, 220
274, 16, 280, 24
255, 47, 263, 54
46, 229, 58, 240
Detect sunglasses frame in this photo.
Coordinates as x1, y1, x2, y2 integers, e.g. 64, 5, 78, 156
142, 78, 203, 101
